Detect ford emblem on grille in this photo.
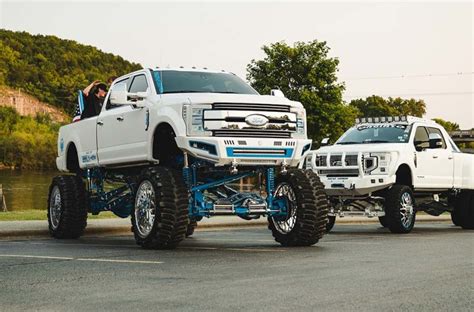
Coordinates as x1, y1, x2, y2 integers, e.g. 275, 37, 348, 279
245, 114, 269, 127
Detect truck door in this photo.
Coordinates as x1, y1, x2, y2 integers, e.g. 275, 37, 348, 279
413, 126, 454, 190
97, 75, 149, 166
426, 127, 454, 188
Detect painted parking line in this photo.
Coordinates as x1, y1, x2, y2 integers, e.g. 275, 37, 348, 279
179, 246, 286, 252
0, 254, 162, 264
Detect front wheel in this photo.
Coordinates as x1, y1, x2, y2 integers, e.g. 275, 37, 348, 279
268, 169, 329, 246
131, 167, 189, 249
384, 185, 416, 233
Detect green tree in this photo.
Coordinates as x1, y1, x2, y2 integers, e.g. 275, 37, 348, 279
247, 40, 357, 144
349, 96, 426, 117
0, 29, 142, 115
432, 118, 460, 132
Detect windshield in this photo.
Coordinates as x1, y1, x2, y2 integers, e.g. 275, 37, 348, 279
152, 70, 258, 95
336, 123, 412, 145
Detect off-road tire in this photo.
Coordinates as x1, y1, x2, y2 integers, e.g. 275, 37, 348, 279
268, 169, 329, 246
186, 220, 198, 237
326, 216, 336, 232
378, 216, 389, 227
131, 167, 189, 249
384, 184, 416, 233
453, 191, 474, 229
47, 175, 88, 239
451, 208, 461, 226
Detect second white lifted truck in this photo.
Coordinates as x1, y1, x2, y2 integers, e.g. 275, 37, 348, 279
303, 116, 474, 233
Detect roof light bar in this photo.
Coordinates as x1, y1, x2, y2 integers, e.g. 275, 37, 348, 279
354, 116, 412, 124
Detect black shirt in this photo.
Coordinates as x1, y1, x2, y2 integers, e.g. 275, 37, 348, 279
81, 93, 104, 119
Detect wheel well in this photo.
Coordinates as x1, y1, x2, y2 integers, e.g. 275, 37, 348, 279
152, 123, 182, 167
66, 143, 80, 172
395, 164, 412, 187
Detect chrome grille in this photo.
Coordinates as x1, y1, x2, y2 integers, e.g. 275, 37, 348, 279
345, 154, 358, 166
330, 155, 343, 166
213, 130, 291, 138
212, 103, 290, 112
316, 155, 327, 167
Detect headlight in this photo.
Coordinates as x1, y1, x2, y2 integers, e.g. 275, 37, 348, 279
182, 105, 211, 136
362, 152, 391, 175
293, 108, 306, 138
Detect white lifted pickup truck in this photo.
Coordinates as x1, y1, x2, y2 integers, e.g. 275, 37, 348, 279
303, 116, 474, 233
50, 68, 328, 249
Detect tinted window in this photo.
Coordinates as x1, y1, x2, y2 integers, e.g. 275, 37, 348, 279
153, 70, 258, 95
336, 124, 411, 145
129, 75, 148, 93
414, 126, 429, 149
427, 127, 446, 149
106, 78, 129, 110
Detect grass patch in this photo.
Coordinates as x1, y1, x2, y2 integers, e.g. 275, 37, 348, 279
0, 210, 118, 221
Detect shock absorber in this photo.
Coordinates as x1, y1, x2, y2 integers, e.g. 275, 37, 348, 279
266, 167, 275, 202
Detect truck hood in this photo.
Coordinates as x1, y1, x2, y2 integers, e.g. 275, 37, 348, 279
314, 143, 409, 154
181, 93, 303, 109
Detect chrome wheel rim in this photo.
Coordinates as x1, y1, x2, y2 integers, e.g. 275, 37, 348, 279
49, 185, 62, 230
134, 180, 156, 238
272, 183, 297, 234
400, 192, 414, 228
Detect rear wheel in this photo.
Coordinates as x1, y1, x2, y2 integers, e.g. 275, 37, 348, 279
454, 191, 474, 230
47, 175, 88, 239
384, 185, 416, 233
268, 169, 328, 246
326, 216, 336, 232
131, 167, 189, 249
186, 220, 198, 237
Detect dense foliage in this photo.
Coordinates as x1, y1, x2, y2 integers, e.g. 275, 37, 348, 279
0, 29, 141, 115
0, 107, 61, 169
348, 95, 426, 117
247, 40, 358, 144
431, 118, 460, 132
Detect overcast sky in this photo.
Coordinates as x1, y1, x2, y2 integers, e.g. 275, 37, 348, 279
1, 0, 473, 128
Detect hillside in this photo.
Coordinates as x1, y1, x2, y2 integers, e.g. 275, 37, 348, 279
0, 85, 68, 122
0, 29, 142, 115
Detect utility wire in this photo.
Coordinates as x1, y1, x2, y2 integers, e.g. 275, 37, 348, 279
341, 71, 473, 81
344, 91, 474, 99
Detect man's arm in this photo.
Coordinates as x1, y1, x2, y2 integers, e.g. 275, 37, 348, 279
83, 80, 100, 96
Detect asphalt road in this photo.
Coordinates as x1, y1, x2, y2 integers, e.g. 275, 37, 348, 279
0, 223, 472, 312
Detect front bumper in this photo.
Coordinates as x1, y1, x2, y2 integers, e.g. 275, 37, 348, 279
320, 174, 396, 196
176, 136, 312, 167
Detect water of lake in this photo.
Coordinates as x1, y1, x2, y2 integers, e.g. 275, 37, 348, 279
0, 170, 59, 211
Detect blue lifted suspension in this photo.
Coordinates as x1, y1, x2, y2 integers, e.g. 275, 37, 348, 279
183, 161, 287, 219
84, 168, 134, 218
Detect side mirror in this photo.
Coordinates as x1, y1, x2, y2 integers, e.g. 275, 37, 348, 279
109, 83, 128, 106
321, 138, 330, 146
270, 89, 285, 97
429, 133, 443, 149
127, 91, 148, 107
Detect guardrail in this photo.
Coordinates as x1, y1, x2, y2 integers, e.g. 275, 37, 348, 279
449, 130, 474, 143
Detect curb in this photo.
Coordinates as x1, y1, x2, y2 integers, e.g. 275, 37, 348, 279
0, 215, 452, 239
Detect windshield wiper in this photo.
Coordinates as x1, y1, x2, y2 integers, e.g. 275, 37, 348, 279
337, 142, 363, 145
162, 90, 206, 94
364, 140, 391, 143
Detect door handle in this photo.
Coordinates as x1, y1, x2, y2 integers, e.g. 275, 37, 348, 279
116, 116, 124, 122
448, 156, 453, 160
432, 155, 438, 159
97, 121, 104, 126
